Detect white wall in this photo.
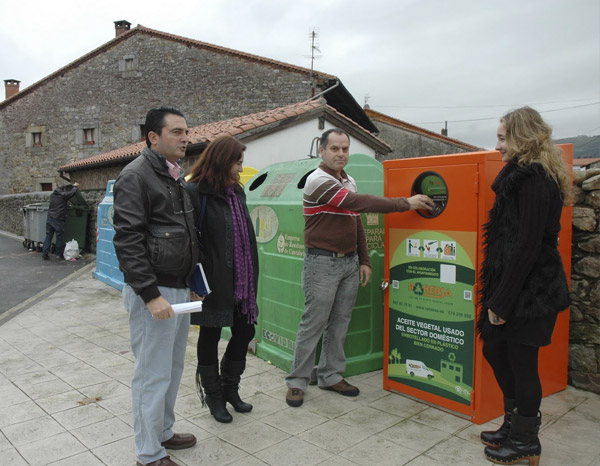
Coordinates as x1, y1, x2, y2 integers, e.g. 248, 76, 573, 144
244, 118, 376, 170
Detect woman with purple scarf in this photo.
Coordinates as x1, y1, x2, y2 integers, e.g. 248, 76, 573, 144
187, 136, 259, 423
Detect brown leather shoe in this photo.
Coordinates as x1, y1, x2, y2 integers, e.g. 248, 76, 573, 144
136, 456, 179, 466
161, 433, 197, 450
319, 379, 359, 397
286, 387, 304, 407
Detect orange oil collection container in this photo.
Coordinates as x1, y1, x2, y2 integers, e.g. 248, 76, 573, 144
382, 147, 572, 424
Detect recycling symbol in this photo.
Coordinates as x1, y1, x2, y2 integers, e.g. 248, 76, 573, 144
413, 282, 424, 296
448, 352, 456, 362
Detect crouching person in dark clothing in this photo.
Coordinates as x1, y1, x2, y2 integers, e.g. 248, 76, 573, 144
41, 182, 79, 260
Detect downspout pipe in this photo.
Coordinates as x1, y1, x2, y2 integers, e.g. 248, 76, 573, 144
59, 171, 72, 184
304, 80, 340, 103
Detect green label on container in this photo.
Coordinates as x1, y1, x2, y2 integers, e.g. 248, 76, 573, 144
388, 229, 475, 405
250, 205, 279, 243
363, 213, 384, 250
276, 232, 304, 257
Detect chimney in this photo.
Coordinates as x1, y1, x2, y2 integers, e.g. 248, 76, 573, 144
114, 20, 131, 37
4, 79, 20, 100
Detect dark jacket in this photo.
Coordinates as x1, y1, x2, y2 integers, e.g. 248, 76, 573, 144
188, 180, 259, 328
113, 147, 200, 303
477, 161, 569, 341
48, 185, 79, 220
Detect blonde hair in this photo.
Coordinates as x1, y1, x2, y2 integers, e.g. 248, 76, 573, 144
501, 106, 572, 205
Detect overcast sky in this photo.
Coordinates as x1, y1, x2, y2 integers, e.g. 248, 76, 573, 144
1, 0, 598, 149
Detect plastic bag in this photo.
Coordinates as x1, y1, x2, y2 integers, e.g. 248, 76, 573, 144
63, 239, 81, 260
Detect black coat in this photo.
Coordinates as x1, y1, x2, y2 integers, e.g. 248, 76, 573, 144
48, 185, 78, 220
187, 180, 259, 328
113, 148, 199, 302
477, 161, 569, 345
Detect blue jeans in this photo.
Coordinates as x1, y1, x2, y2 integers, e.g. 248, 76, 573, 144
123, 284, 190, 465
42, 217, 65, 257
286, 253, 359, 390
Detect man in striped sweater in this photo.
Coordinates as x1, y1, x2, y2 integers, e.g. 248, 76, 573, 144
285, 128, 434, 407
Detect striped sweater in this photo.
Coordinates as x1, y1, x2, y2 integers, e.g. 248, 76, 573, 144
303, 163, 409, 266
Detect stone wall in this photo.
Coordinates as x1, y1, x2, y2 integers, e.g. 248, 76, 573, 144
0, 192, 52, 236
69, 166, 126, 191
0, 189, 105, 253
373, 120, 476, 160
569, 162, 600, 394
0, 33, 319, 194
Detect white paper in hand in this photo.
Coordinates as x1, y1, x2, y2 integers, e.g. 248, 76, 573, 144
172, 301, 203, 314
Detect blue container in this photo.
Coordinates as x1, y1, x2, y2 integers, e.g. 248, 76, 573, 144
93, 180, 124, 290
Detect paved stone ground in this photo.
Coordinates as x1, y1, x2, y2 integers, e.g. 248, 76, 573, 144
1, 264, 599, 466
0, 231, 92, 322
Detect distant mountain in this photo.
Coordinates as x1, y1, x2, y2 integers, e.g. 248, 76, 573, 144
555, 135, 600, 159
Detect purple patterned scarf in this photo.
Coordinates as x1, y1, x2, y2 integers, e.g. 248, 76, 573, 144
226, 186, 257, 324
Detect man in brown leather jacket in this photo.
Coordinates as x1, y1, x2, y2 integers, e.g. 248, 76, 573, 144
113, 106, 200, 466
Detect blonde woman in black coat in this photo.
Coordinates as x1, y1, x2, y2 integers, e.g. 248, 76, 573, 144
477, 107, 571, 466
187, 136, 259, 423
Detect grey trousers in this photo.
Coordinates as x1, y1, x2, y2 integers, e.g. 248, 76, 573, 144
286, 253, 359, 390
124, 284, 190, 465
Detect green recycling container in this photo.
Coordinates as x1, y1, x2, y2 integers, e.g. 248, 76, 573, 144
243, 154, 386, 376
62, 189, 90, 249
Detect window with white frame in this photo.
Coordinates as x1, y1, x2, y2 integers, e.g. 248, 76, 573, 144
32, 132, 42, 146
76, 124, 99, 148
83, 128, 95, 145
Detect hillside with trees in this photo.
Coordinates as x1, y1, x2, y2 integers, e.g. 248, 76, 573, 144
555, 135, 600, 159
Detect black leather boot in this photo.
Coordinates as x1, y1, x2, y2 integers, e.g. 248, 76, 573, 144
481, 398, 515, 447
220, 356, 253, 413
196, 365, 232, 423
484, 410, 541, 466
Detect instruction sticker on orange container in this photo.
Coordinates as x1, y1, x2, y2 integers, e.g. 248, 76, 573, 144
388, 228, 476, 405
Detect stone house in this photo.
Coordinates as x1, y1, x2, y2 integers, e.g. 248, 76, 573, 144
0, 20, 375, 195
58, 99, 391, 191
365, 107, 481, 159
1, 99, 383, 255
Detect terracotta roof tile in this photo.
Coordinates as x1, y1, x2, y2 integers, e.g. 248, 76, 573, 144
364, 108, 481, 150
574, 157, 600, 167
60, 100, 322, 171
60, 99, 391, 172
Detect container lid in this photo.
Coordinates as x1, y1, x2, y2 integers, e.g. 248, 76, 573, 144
66, 188, 90, 208
25, 202, 49, 208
